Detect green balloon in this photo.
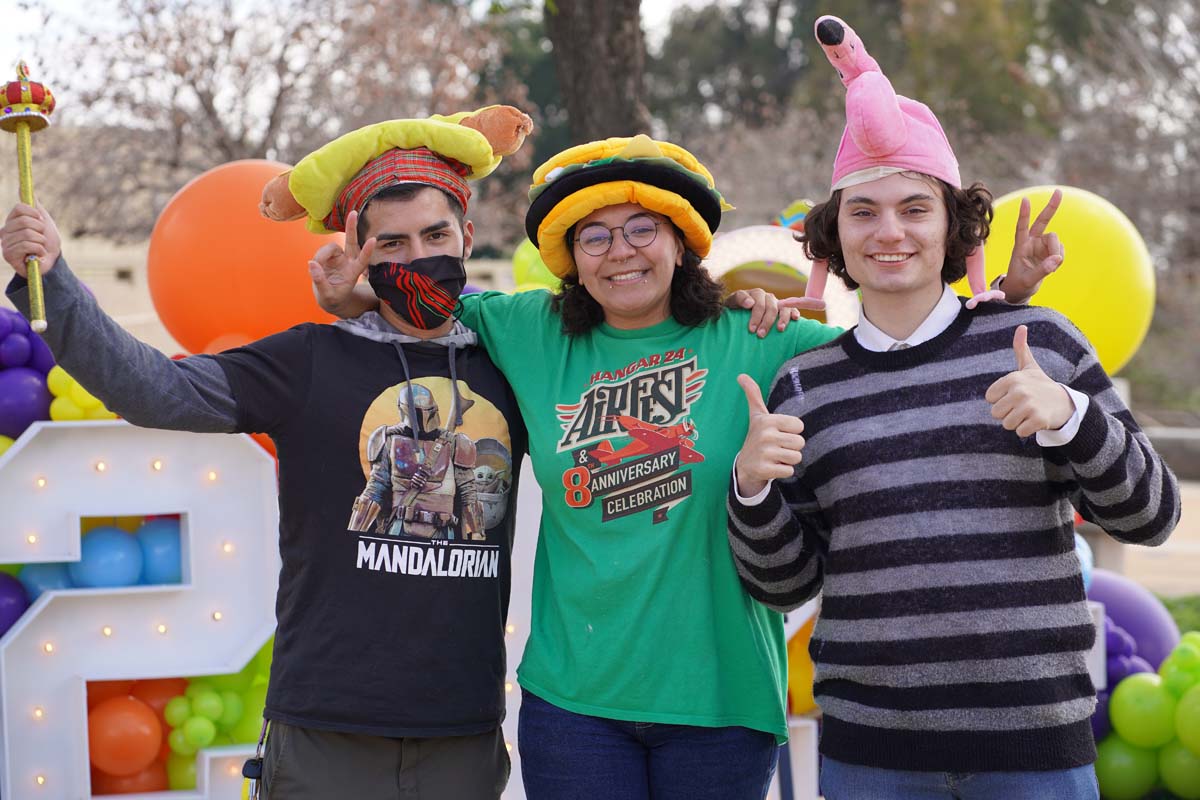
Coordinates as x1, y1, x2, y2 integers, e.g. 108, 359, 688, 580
1177, 643, 1200, 670
218, 690, 244, 730
168, 726, 198, 756
253, 634, 275, 680
184, 679, 214, 700
1178, 685, 1200, 756
183, 715, 217, 748
191, 688, 224, 722
1111, 672, 1178, 748
512, 238, 560, 290
0, 564, 22, 577
1095, 735, 1158, 800
212, 732, 234, 746
163, 695, 192, 728
1183, 631, 1200, 649
230, 684, 270, 743
1160, 739, 1200, 800
1162, 658, 1200, 698
166, 752, 197, 791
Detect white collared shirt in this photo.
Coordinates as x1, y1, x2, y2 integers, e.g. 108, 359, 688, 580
734, 285, 1089, 504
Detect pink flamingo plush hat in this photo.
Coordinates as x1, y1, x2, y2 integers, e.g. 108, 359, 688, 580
796, 15, 1003, 310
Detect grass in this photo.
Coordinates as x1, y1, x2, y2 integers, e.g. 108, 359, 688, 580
1160, 594, 1200, 635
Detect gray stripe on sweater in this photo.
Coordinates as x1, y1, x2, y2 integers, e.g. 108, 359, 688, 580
815, 601, 1093, 642
815, 452, 1050, 506
817, 652, 1091, 687
818, 696, 1096, 731
823, 552, 1083, 596
727, 516, 817, 573
831, 506, 1076, 549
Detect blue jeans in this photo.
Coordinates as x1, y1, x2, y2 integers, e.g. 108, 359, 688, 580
820, 756, 1099, 800
517, 689, 778, 800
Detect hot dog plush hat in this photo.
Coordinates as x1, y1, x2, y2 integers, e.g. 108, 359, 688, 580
260, 105, 534, 233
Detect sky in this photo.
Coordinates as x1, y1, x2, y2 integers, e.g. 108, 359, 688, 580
0, 0, 712, 77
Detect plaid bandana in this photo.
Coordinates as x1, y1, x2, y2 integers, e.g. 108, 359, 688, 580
326, 147, 472, 232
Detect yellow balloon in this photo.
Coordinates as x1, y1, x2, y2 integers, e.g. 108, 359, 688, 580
786, 615, 818, 715
512, 282, 555, 294
49, 396, 86, 421
69, 381, 103, 410
85, 406, 118, 421
46, 365, 72, 397
953, 185, 1154, 375
114, 515, 145, 532
0, 435, 13, 457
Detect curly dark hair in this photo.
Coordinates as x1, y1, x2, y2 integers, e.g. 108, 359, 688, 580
550, 224, 724, 336
800, 175, 993, 290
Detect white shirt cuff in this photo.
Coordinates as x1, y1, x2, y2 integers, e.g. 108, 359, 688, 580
1036, 385, 1090, 447
732, 456, 773, 506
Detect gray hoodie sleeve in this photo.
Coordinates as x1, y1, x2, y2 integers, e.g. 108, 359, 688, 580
5, 257, 239, 433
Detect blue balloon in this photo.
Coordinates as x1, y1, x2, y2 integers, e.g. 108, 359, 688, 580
1074, 533, 1094, 591
136, 518, 182, 584
68, 526, 143, 588
0, 573, 30, 636
17, 562, 74, 600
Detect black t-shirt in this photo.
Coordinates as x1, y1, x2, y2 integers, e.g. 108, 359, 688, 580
217, 323, 526, 737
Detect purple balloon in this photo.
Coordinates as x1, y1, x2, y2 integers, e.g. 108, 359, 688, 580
1089, 568, 1180, 669
1108, 653, 1154, 686
462, 283, 483, 295
0, 367, 51, 439
0, 332, 32, 368
0, 573, 30, 637
1105, 620, 1137, 658
3, 310, 30, 337
1091, 690, 1111, 741
27, 333, 54, 375
0, 309, 14, 339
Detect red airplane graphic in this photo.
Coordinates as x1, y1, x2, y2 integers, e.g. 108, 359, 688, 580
589, 415, 704, 466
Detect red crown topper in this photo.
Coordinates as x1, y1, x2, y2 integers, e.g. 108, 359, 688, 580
0, 62, 56, 133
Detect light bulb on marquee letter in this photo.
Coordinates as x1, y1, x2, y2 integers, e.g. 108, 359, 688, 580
0, 421, 280, 799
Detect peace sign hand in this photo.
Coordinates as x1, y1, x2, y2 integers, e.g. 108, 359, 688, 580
735, 374, 807, 497
309, 209, 377, 315
1001, 189, 1065, 304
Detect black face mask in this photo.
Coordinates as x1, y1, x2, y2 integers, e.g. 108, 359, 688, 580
367, 255, 467, 330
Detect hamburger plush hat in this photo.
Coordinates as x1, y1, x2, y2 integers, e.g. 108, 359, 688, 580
260, 105, 534, 233
525, 134, 733, 278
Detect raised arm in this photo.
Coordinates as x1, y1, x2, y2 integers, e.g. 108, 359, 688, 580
726, 372, 829, 612
3, 204, 238, 433
988, 320, 1179, 545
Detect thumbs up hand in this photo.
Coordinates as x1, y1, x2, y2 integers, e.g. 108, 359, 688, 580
735, 374, 807, 497
984, 325, 1075, 437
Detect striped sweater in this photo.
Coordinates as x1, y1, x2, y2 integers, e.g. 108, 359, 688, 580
726, 299, 1180, 773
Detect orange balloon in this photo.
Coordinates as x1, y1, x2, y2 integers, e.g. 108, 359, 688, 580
91, 761, 169, 794
88, 696, 162, 777
87, 680, 135, 710
786, 614, 818, 715
202, 333, 253, 354
250, 432, 277, 458
147, 160, 339, 354
130, 678, 188, 726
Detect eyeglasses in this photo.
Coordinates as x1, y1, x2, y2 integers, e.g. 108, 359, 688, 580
573, 215, 665, 256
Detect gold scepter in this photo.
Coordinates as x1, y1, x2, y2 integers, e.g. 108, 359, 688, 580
1, 62, 56, 333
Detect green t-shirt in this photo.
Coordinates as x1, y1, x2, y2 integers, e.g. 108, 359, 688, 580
459, 291, 841, 739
